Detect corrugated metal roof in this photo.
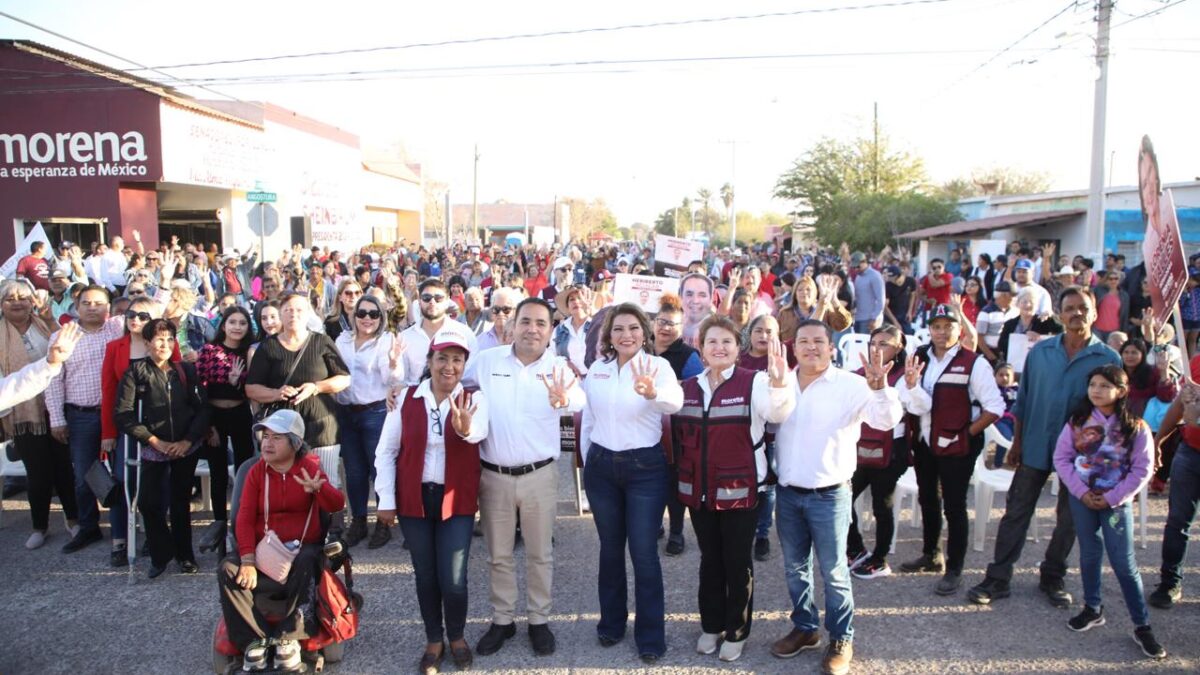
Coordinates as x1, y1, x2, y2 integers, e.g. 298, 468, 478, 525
899, 208, 1085, 239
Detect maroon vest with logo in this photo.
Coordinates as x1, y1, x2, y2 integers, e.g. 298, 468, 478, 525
916, 345, 980, 457
672, 368, 759, 511
396, 387, 481, 520
853, 366, 907, 468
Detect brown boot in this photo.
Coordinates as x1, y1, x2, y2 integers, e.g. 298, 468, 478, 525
821, 638, 853, 675
770, 628, 820, 658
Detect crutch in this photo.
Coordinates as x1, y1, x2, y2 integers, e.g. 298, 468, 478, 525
125, 400, 142, 583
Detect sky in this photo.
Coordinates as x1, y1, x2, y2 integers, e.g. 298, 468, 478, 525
1, 0, 1197, 226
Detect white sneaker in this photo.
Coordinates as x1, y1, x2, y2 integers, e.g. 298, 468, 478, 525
719, 638, 745, 662
274, 639, 301, 670
696, 631, 722, 655
25, 531, 46, 550
242, 639, 268, 671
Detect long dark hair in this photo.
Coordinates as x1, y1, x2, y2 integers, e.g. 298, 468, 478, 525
1069, 364, 1138, 440
599, 303, 654, 362
212, 305, 255, 351
1118, 338, 1155, 389
963, 275, 986, 308
869, 324, 907, 374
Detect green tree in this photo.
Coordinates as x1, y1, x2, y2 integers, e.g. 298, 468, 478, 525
654, 209, 678, 236
696, 188, 715, 236
815, 192, 961, 250
773, 134, 927, 222
939, 166, 1052, 201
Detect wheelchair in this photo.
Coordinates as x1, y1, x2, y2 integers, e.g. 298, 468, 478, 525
211, 461, 363, 674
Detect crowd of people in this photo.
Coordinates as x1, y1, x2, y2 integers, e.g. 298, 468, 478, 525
2, 229, 1198, 673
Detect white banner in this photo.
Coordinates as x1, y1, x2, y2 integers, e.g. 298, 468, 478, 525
0, 222, 53, 278
654, 234, 704, 279
612, 273, 680, 314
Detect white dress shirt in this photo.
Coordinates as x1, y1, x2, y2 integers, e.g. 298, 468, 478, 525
463, 345, 586, 466
0, 359, 61, 413
332, 331, 404, 406
693, 366, 797, 483
373, 381, 489, 510
100, 249, 128, 290
774, 366, 903, 489
580, 353, 684, 462
562, 319, 588, 374
898, 344, 1006, 447
398, 318, 478, 386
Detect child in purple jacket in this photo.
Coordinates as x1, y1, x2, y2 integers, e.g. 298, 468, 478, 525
1053, 364, 1165, 660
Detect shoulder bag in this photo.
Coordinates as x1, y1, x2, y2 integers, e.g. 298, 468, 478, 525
255, 472, 316, 583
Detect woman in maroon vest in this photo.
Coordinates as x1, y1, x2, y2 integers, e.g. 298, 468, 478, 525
846, 325, 918, 580
673, 314, 795, 662
373, 330, 490, 673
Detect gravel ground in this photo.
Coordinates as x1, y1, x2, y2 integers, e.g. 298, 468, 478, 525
0, 459, 1196, 674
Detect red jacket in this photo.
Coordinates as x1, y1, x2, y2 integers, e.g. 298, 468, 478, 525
236, 453, 344, 559
101, 334, 181, 443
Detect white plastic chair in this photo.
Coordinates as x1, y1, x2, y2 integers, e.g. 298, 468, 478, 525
912, 327, 931, 348
0, 442, 28, 528
893, 466, 920, 529
1136, 483, 1149, 549
972, 425, 1041, 552
855, 487, 874, 532
837, 333, 871, 369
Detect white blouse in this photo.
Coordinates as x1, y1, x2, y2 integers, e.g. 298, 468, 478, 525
373, 381, 489, 510
579, 353, 683, 462
334, 331, 406, 406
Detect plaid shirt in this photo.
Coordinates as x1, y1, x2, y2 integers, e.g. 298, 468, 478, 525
45, 316, 124, 428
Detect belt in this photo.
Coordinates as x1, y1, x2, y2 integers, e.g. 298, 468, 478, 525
481, 458, 554, 476
785, 482, 845, 495
346, 400, 386, 413
64, 403, 100, 413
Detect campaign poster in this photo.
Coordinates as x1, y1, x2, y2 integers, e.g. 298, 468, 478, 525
653, 234, 704, 279
612, 273, 680, 313
1138, 136, 1187, 319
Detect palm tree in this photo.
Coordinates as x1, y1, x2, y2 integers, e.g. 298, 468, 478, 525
680, 196, 693, 235
696, 188, 713, 236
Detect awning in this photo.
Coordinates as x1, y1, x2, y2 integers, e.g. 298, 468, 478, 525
899, 208, 1085, 240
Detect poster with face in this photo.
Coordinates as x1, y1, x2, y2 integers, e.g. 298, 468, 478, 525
1138, 136, 1187, 320
612, 273, 680, 313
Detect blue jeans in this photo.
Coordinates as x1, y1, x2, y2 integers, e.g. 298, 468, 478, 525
776, 483, 855, 641
65, 407, 103, 534
1160, 444, 1200, 588
756, 440, 777, 539
852, 319, 874, 335
338, 403, 387, 518
1068, 493, 1149, 626
584, 444, 670, 657
398, 483, 475, 643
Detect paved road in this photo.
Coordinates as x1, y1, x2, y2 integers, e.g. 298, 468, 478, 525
0, 460, 1196, 674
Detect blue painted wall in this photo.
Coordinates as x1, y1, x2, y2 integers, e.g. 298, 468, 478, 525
1105, 208, 1200, 257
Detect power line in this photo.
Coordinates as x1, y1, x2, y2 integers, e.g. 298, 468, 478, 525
119, 0, 964, 72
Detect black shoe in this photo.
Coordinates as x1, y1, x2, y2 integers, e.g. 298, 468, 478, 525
1133, 625, 1166, 659
473, 517, 483, 537
529, 623, 556, 656
1148, 583, 1181, 609
754, 537, 770, 562
61, 528, 102, 554
598, 634, 622, 648
418, 643, 445, 674
179, 559, 199, 574
198, 520, 226, 553
110, 547, 129, 567
367, 522, 392, 549
1068, 605, 1105, 632
935, 571, 962, 596
664, 533, 684, 556
639, 652, 662, 664
343, 517, 368, 548
475, 623, 515, 656
967, 577, 1011, 605
1039, 579, 1073, 608
450, 642, 473, 670
899, 553, 944, 574
147, 563, 168, 579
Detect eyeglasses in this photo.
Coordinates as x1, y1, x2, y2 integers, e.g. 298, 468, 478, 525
421, 293, 447, 303
559, 266, 574, 272
343, 289, 363, 297
491, 306, 514, 315
430, 406, 443, 437
355, 309, 382, 320
654, 318, 681, 328
125, 311, 152, 322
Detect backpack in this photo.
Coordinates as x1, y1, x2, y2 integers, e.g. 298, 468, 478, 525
316, 567, 360, 642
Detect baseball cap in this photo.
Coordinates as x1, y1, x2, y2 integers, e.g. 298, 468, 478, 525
994, 281, 1013, 294
850, 252, 866, 265
885, 265, 901, 278
59, 240, 73, 250
1057, 265, 1075, 276
594, 269, 613, 282
50, 269, 68, 280
252, 410, 309, 452
552, 256, 573, 271
430, 329, 471, 356
929, 304, 959, 323
1014, 259, 1034, 271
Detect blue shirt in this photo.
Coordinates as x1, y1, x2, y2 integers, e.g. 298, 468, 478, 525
1012, 333, 1121, 471
852, 267, 886, 322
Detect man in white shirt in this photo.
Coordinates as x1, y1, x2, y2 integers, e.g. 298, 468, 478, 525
100, 235, 130, 293
769, 319, 902, 674
399, 279, 478, 385
463, 297, 586, 657
1012, 259, 1052, 316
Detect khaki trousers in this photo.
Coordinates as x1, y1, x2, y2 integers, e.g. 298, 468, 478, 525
479, 461, 558, 625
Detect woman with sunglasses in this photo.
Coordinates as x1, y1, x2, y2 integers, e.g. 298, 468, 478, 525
476, 286, 521, 351
335, 294, 406, 549
194, 306, 258, 553
324, 279, 364, 341
99, 296, 175, 566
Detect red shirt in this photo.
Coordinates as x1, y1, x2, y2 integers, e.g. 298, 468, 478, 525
921, 273, 953, 306
236, 454, 344, 559
16, 255, 49, 291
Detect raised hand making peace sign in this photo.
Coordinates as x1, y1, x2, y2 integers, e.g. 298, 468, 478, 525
293, 467, 326, 494
858, 348, 895, 391
630, 355, 659, 400
541, 365, 577, 409
447, 389, 478, 437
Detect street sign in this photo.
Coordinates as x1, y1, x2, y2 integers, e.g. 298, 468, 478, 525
246, 191, 277, 203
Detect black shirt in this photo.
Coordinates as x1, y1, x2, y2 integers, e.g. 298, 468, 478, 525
245, 332, 349, 448
886, 277, 917, 320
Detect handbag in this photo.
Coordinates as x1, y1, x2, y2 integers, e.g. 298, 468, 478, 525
254, 333, 313, 423
85, 452, 119, 508
255, 474, 316, 583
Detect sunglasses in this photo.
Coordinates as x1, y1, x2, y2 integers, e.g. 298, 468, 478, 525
491, 306, 514, 315
125, 311, 152, 322
420, 293, 447, 303
343, 290, 363, 297
355, 309, 382, 320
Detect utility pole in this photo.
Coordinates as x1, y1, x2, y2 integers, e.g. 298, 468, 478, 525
444, 189, 451, 246
1085, 0, 1113, 262
673, 206, 679, 238
471, 143, 480, 246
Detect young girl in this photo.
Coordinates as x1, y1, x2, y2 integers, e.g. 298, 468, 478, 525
1052, 365, 1165, 659
990, 363, 1019, 467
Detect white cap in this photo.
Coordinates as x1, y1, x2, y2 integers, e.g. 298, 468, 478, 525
1057, 265, 1075, 276
552, 256, 572, 271
430, 330, 471, 356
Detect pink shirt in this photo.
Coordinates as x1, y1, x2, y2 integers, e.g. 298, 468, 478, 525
1094, 292, 1121, 332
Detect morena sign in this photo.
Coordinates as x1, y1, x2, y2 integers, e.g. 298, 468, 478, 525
0, 130, 148, 165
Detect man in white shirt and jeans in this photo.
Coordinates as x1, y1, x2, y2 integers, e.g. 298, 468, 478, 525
769, 319, 903, 675
463, 297, 586, 657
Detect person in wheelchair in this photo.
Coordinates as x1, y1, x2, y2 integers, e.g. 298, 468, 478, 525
218, 409, 344, 672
